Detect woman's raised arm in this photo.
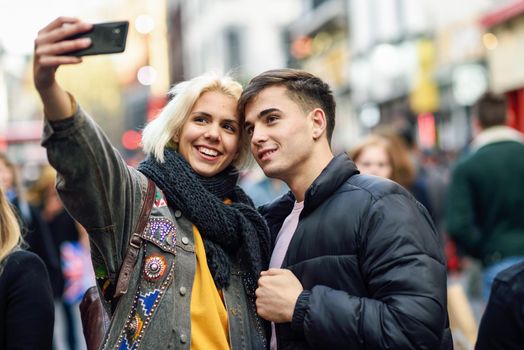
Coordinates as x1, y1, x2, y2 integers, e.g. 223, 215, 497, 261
33, 16, 92, 119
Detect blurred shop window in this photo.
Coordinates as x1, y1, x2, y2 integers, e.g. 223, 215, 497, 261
225, 27, 243, 71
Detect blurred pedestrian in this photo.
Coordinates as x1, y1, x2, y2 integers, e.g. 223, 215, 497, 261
0, 182, 54, 349
392, 125, 450, 232
349, 132, 433, 215
446, 92, 524, 301
0, 153, 32, 225
29, 166, 92, 350
0, 153, 62, 299
475, 260, 524, 350
34, 17, 269, 350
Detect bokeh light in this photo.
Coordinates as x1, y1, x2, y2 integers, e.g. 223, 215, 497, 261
137, 66, 157, 86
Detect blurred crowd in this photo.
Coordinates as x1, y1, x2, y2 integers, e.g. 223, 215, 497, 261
0, 153, 93, 350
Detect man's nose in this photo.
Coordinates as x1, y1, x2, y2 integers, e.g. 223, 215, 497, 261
251, 127, 268, 145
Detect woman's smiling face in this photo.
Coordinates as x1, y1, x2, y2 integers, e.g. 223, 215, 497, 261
175, 91, 241, 177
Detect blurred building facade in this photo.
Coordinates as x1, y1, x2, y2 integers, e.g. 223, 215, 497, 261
481, 0, 524, 133
2, 0, 524, 172
349, 0, 431, 121
286, 0, 357, 152
169, 0, 301, 82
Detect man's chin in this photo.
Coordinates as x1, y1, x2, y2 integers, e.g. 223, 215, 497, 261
260, 165, 283, 180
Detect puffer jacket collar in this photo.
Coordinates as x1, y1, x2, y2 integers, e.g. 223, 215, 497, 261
260, 153, 359, 242
302, 153, 359, 217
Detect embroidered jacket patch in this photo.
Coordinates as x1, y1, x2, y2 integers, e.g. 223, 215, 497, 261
139, 217, 177, 254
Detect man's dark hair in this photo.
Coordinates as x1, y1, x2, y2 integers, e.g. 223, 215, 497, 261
473, 92, 507, 128
238, 69, 336, 143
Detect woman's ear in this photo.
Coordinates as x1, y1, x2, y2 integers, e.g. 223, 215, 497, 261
310, 108, 327, 141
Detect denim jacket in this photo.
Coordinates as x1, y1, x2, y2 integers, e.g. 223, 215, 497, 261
42, 107, 266, 350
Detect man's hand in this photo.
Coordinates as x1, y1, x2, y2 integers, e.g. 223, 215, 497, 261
255, 268, 303, 323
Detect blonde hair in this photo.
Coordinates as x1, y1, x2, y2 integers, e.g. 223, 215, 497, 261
141, 72, 249, 168
0, 185, 21, 263
349, 133, 415, 188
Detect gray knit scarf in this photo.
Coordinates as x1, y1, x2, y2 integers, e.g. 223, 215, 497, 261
138, 149, 270, 293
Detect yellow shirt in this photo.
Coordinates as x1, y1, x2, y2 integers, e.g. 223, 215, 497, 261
190, 225, 230, 350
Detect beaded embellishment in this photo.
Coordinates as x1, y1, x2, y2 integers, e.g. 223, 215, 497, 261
154, 189, 167, 208
143, 255, 167, 282
139, 218, 177, 254
137, 289, 161, 316
127, 314, 143, 340
115, 243, 175, 350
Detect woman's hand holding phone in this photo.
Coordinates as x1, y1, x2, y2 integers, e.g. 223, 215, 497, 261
33, 17, 93, 119
33, 17, 93, 91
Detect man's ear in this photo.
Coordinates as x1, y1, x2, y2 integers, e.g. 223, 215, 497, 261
310, 108, 327, 140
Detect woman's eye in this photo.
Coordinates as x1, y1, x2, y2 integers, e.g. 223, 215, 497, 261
245, 126, 254, 136
194, 116, 208, 123
223, 123, 237, 132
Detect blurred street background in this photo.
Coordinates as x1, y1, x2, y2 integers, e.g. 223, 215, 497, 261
2, 0, 524, 349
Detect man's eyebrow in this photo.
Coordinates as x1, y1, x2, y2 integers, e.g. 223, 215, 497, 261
245, 108, 281, 127
258, 108, 281, 118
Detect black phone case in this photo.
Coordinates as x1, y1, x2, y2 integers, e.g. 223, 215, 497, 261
67, 21, 129, 57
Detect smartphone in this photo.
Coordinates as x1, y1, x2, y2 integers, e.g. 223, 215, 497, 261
67, 21, 129, 57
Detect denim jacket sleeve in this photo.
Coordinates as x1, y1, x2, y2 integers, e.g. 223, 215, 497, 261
41, 106, 147, 281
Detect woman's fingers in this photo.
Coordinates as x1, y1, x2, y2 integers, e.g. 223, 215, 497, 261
34, 16, 93, 59
38, 55, 83, 67
38, 16, 82, 35
37, 21, 93, 47
33, 17, 90, 92
35, 38, 91, 60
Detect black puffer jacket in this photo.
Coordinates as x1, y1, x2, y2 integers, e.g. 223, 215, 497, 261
259, 154, 452, 350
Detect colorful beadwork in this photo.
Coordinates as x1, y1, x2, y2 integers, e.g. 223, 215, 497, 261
118, 337, 137, 350
140, 218, 177, 254
114, 229, 176, 349
138, 289, 161, 317
128, 314, 143, 340
154, 189, 167, 208
143, 255, 167, 282
115, 260, 173, 350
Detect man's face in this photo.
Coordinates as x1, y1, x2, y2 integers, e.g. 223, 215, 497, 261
244, 86, 316, 182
